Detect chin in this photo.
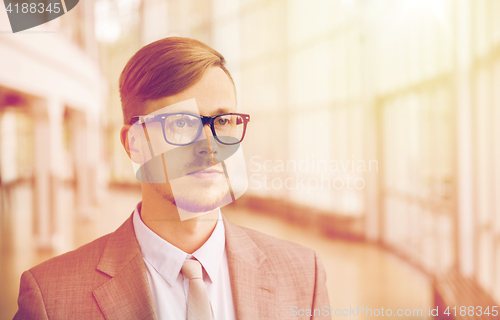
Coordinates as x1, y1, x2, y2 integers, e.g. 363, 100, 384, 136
176, 185, 229, 212
156, 179, 229, 213
174, 199, 221, 213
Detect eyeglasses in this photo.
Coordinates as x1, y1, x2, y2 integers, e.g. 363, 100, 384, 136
130, 113, 250, 146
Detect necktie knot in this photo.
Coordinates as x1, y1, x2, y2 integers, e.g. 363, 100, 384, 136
182, 259, 203, 280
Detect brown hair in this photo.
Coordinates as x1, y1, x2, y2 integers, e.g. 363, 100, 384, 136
119, 37, 234, 124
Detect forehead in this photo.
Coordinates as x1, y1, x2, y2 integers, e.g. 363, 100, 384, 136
142, 67, 236, 116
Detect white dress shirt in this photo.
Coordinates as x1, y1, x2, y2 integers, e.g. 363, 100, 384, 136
132, 205, 236, 320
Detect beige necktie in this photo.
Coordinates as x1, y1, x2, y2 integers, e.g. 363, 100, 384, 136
182, 259, 214, 320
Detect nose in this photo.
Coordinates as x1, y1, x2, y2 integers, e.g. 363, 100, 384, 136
193, 125, 218, 164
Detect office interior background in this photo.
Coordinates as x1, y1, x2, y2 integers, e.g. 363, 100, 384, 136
0, 0, 499, 319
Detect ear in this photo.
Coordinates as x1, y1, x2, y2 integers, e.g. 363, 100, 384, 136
120, 124, 145, 164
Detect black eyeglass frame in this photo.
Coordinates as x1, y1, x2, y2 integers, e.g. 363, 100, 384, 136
130, 112, 250, 146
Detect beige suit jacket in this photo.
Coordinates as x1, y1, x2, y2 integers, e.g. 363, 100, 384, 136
14, 214, 331, 319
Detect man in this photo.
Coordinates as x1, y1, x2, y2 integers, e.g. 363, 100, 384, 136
15, 37, 330, 319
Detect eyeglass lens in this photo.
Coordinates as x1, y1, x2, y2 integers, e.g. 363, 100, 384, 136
163, 114, 245, 145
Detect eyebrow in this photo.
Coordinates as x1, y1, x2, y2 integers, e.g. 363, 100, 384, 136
213, 107, 235, 115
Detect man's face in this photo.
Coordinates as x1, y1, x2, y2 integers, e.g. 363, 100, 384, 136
126, 67, 237, 217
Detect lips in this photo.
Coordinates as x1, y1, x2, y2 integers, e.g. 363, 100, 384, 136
187, 168, 224, 180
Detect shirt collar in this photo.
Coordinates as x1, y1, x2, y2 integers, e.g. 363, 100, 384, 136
132, 203, 225, 286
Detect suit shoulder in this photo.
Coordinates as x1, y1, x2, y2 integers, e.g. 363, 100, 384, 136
230, 222, 317, 260
29, 233, 111, 276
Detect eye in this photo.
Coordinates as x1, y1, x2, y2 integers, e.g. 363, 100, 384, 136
175, 119, 186, 128
216, 118, 229, 125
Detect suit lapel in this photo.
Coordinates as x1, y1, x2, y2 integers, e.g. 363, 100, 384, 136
93, 215, 158, 320
223, 216, 277, 320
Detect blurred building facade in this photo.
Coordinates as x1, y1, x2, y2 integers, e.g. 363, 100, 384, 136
0, 0, 106, 257
106, 0, 500, 304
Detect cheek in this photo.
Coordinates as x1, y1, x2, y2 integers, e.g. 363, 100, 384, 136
167, 147, 193, 166
161, 146, 196, 180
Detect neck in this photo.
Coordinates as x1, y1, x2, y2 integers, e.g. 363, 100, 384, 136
140, 186, 219, 254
